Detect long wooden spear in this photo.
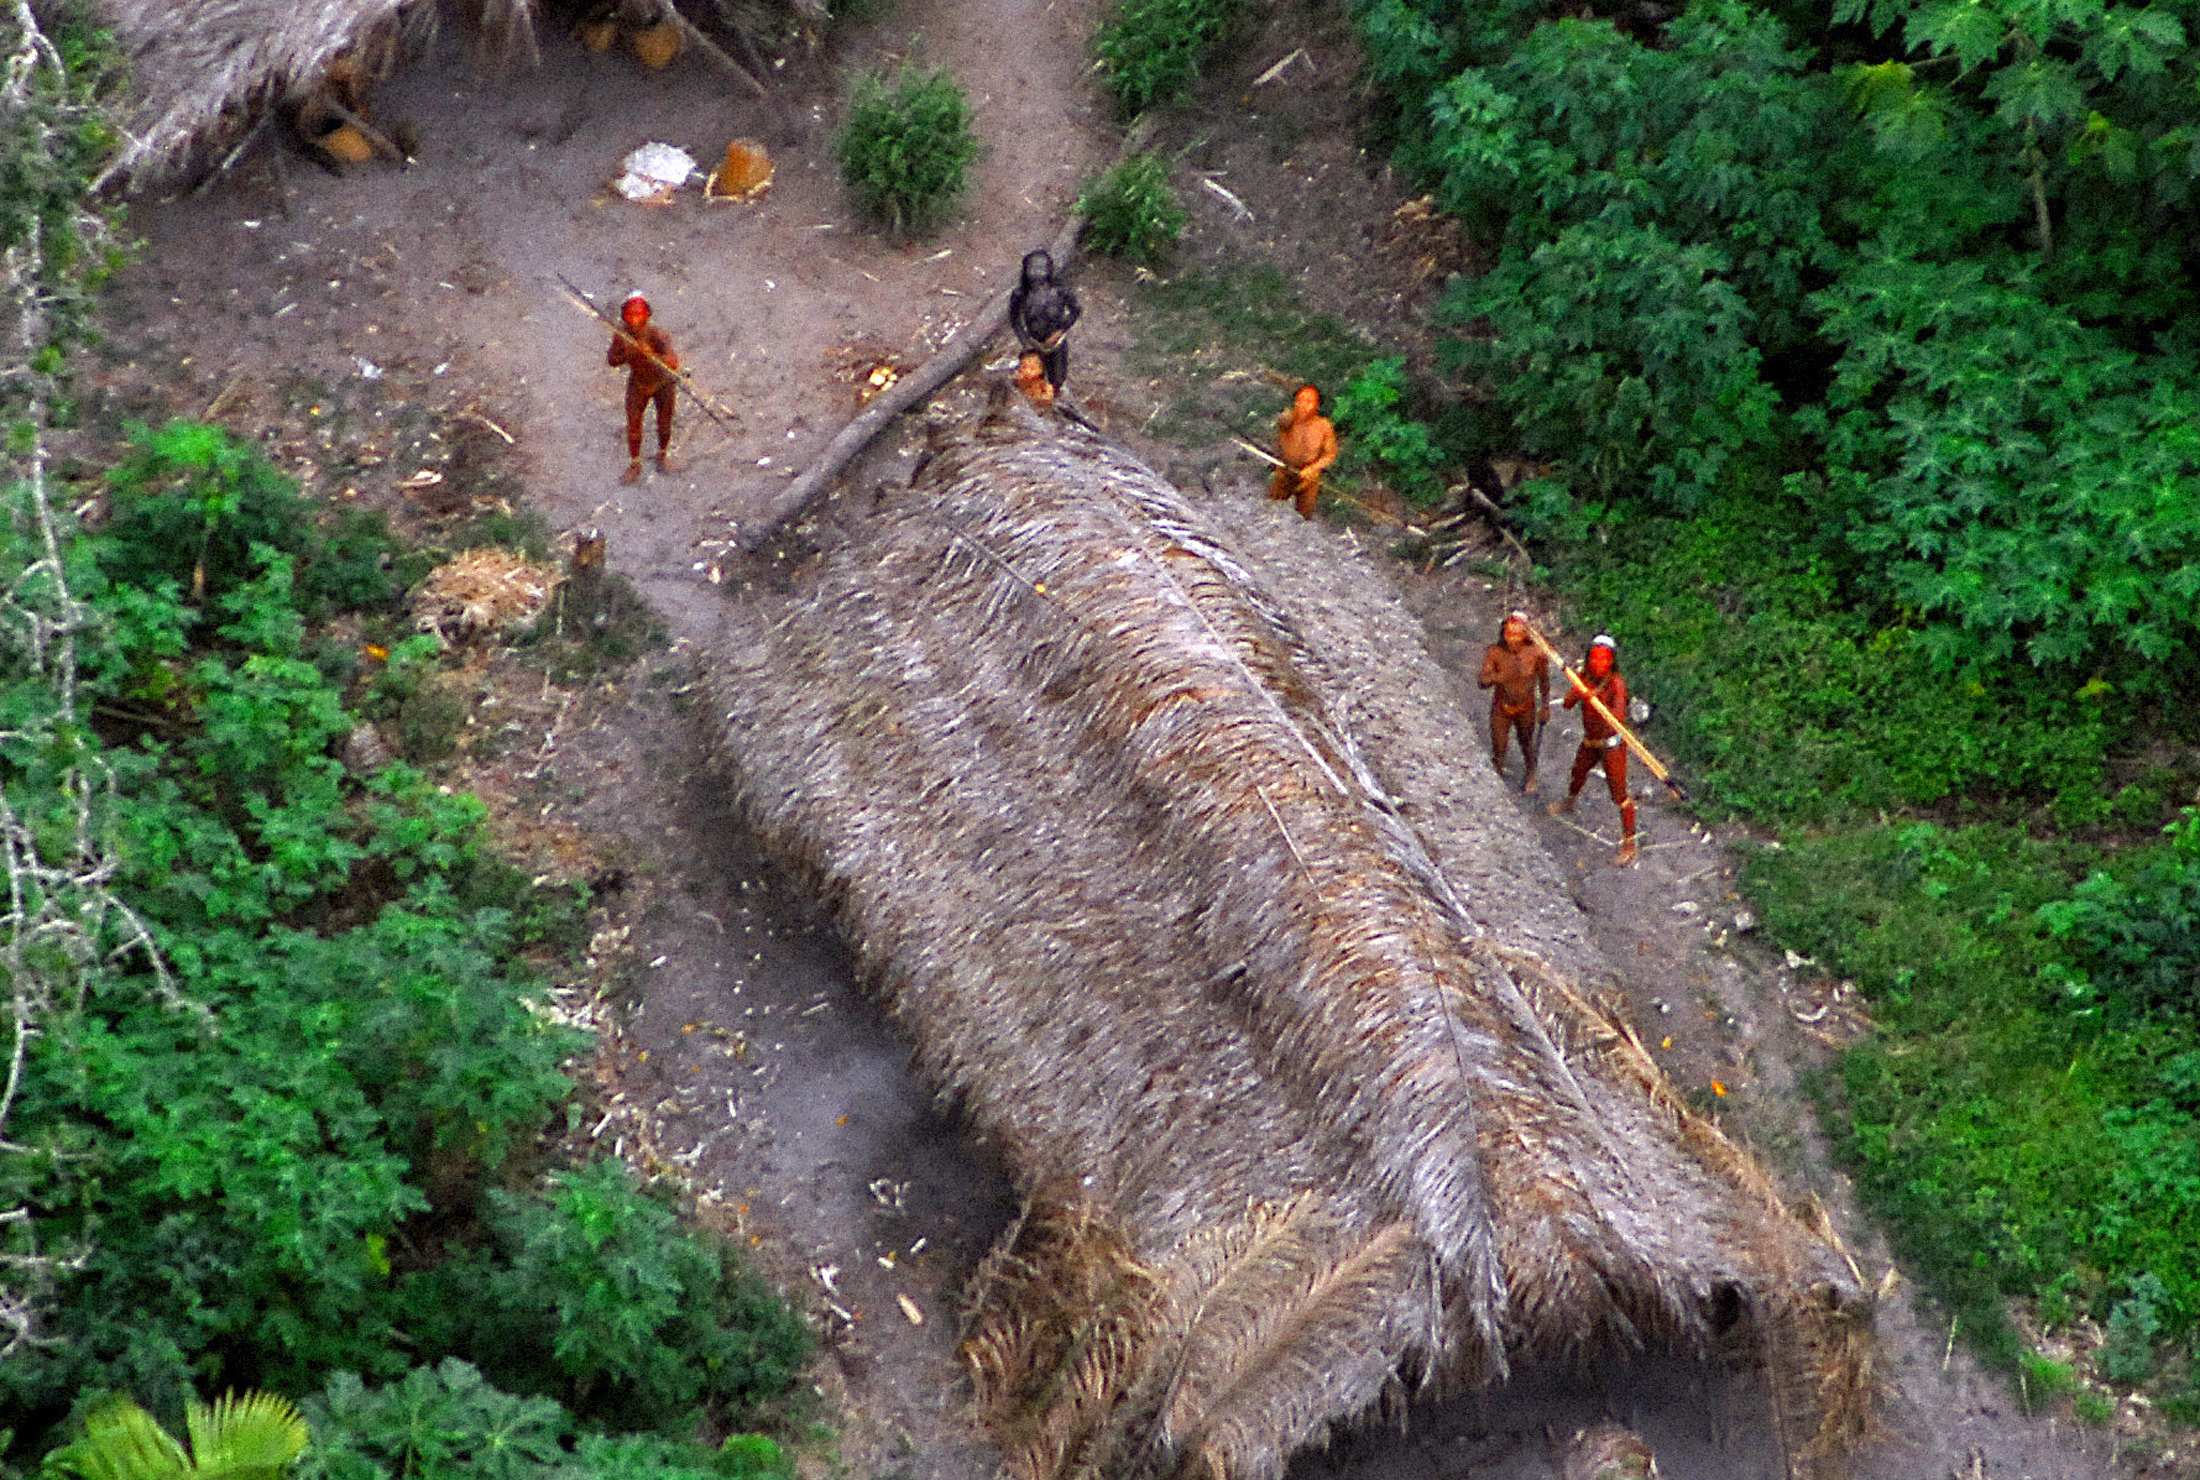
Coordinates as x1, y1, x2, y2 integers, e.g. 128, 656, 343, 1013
1217, 427, 1423, 532
551, 272, 743, 436
1522, 619, 1690, 802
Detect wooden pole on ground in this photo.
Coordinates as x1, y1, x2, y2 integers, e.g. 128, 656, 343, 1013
1522, 620, 1690, 802
738, 119, 1155, 550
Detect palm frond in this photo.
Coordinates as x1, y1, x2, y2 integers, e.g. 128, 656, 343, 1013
185, 1391, 309, 1479
46, 1396, 189, 1480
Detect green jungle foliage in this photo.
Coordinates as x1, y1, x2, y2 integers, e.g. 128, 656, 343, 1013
1076, 153, 1187, 264
1351, 0, 2200, 1395
298, 1362, 796, 1480
1747, 823, 2200, 1371
40, 1390, 309, 1480
1093, 0, 1244, 117
835, 64, 979, 236
1355, 0, 2200, 698
1326, 358, 1447, 509
1125, 267, 1464, 509
0, 424, 807, 1464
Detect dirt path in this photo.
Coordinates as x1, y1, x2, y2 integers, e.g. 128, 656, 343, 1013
101, 1, 2132, 1476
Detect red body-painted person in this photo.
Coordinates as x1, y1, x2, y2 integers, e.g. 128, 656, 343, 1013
1549, 634, 1637, 866
608, 291, 679, 485
1477, 609, 1549, 793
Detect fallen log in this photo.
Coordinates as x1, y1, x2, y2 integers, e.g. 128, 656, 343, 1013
739, 120, 1154, 549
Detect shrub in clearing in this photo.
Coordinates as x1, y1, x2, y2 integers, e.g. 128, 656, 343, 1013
835, 64, 978, 236
1094, 0, 1242, 117
1075, 153, 1186, 263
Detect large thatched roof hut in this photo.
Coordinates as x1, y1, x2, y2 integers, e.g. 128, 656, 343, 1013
713, 392, 1874, 1478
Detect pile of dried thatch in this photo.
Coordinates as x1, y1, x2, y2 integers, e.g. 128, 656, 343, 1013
713, 390, 1875, 1479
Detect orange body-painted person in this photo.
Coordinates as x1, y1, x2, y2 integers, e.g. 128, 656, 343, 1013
1270, 384, 1338, 519
608, 291, 679, 484
1014, 351, 1056, 410
1549, 634, 1638, 865
1478, 609, 1550, 793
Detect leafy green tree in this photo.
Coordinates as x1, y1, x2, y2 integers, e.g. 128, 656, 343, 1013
1814, 252, 2200, 677
1093, 0, 1243, 116
1833, 0, 2200, 269
40, 1392, 308, 1480
401, 1162, 811, 1433
1075, 153, 1186, 263
835, 65, 979, 236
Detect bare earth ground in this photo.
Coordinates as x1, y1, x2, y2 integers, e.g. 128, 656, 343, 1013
92, 0, 2162, 1475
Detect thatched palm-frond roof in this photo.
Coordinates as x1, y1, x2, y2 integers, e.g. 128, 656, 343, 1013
713, 391, 1874, 1478
86, 0, 539, 186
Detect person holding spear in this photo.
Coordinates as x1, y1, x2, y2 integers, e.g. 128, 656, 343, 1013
1549, 633, 1638, 865
607, 291, 680, 485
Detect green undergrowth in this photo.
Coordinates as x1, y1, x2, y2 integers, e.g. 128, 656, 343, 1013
1093, 0, 1246, 117
835, 64, 979, 237
1076, 153, 1188, 265
3, 420, 809, 1472
1747, 821, 2200, 1392
1126, 265, 1453, 509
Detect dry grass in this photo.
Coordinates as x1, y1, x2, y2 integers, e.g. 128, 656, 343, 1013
711, 388, 1876, 1477
410, 545, 554, 640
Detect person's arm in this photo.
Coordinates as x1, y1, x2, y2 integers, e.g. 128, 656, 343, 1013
1607, 674, 1628, 724
608, 332, 630, 369
1059, 286, 1081, 334
1562, 673, 1582, 710
1536, 654, 1551, 713
1009, 287, 1037, 350
1477, 647, 1502, 690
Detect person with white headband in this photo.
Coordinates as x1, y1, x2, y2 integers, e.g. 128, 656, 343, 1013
606, 290, 680, 485
1550, 633, 1637, 865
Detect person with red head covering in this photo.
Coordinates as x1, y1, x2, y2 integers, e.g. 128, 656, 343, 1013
608, 291, 679, 485
1549, 634, 1637, 865
1478, 609, 1549, 793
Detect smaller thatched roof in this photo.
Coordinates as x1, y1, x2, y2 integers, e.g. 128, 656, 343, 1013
87, 0, 540, 187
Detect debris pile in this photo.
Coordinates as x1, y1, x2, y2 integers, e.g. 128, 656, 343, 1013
411, 547, 555, 642
614, 142, 698, 204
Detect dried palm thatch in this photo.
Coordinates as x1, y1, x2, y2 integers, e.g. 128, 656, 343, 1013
410, 545, 554, 640
88, 0, 539, 186
712, 389, 1877, 1479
